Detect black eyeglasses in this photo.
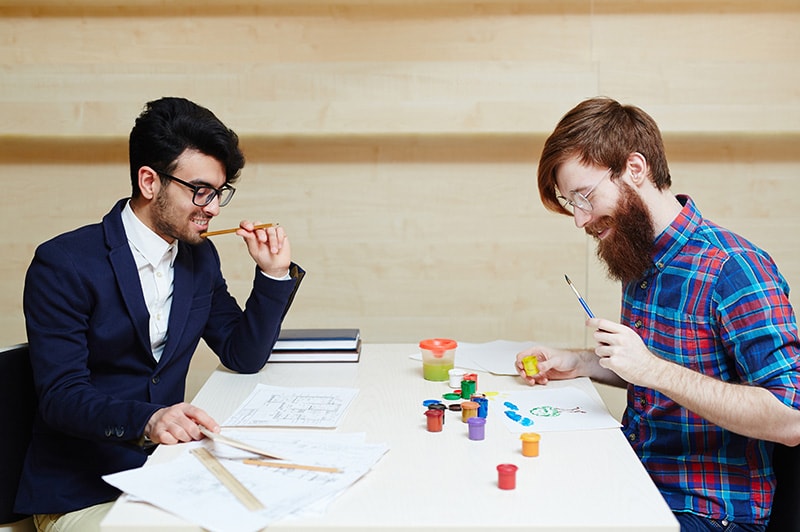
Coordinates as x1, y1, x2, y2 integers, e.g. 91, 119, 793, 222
155, 171, 236, 207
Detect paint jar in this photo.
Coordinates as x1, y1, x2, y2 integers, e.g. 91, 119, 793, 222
467, 416, 486, 441
463, 373, 478, 387
496, 463, 518, 490
472, 396, 488, 418
461, 401, 479, 423
520, 432, 541, 457
425, 409, 444, 432
460, 379, 476, 399
419, 338, 457, 381
427, 403, 447, 425
448, 368, 465, 388
522, 356, 539, 377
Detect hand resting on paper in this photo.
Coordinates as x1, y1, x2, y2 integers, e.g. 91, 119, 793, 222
144, 402, 220, 445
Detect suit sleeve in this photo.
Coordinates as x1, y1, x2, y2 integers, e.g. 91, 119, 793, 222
200, 243, 305, 373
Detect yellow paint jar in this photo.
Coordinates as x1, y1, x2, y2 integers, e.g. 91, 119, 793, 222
522, 356, 539, 377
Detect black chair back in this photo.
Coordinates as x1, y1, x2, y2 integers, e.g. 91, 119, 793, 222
0, 343, 35, 525
767, 442, 800, 531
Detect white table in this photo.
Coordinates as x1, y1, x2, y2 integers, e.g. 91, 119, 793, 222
102, 343, 679, 531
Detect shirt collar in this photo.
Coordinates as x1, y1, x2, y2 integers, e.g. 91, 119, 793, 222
121, 201, 178, 268
650, 194, 701, 271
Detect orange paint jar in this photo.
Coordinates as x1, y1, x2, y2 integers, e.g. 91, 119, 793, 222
520, 432, 541, 457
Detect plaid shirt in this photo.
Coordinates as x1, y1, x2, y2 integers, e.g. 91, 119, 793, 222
620, 195, 800, 525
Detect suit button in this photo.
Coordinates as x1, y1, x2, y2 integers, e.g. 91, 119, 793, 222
151, 376, 160, 385
115, 426, 125, 438
105, 427, 113, 437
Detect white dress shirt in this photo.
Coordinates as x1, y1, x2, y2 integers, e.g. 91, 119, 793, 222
120, 202, 291, 361
121, 202, 177, 362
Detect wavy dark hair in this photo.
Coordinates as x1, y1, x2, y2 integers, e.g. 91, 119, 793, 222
128, 97, 245, 198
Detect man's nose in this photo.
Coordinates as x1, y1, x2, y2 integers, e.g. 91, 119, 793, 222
202, 196, 221, 216
573, 207, 591, 229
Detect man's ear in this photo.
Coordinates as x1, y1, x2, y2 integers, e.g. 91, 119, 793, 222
138, 167, 160, 201
626, 152, 648, 187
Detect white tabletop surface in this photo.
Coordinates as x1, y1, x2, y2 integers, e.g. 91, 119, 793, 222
102, 343, 679, 532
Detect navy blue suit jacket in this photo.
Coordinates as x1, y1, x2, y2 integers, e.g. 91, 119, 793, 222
16, 199, 303, 514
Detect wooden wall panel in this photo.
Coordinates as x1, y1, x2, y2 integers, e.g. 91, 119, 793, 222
1, 3, 797, 136
1, 1, 798, 378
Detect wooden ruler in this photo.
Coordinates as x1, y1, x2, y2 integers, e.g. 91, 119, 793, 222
191, 447, 265, 511
199, 426, 286, 460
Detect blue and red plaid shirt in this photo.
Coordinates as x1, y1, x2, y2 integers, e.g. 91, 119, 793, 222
620, 195, 800, 525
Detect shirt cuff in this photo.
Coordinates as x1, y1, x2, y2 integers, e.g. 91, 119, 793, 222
261, 270, 292, 281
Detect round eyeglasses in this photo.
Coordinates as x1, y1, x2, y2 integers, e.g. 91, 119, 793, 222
156, 171, 236, 208
557, 169, 612, 213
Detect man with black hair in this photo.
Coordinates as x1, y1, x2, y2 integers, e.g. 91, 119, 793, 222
17, 97, 304, 531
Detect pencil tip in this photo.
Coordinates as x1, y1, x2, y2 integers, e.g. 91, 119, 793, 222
564, 274, 571, 284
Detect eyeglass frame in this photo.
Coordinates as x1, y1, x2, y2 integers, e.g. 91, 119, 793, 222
154, 170, 236, 208
557, 168, 613, 213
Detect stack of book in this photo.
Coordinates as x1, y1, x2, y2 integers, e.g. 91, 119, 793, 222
269, 328, 361, 363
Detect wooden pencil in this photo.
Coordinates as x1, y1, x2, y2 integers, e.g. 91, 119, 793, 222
200, 222, 278, 238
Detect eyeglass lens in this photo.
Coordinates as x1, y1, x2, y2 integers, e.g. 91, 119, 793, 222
194, 186, 234, 207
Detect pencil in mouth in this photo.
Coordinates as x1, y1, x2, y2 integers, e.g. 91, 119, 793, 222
200, 223, 278, 238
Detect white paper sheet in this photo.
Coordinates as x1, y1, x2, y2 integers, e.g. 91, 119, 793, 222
494, 386, 621, 432
103, 430, 389, 532
222, 384, 359, 428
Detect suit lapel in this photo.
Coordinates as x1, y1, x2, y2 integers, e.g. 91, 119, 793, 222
108, 246, 152, 357
103, 200, 153, 358
159, 243, 193, 366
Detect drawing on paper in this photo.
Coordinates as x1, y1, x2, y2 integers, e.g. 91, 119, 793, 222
497, 385, 622, 433
503, 401, 534, 427
529, 405, 586, 417
223, 385, 359, 428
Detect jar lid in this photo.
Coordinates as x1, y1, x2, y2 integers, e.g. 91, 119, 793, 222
496, 463, 518, 474
419, 338, 458, 351
520, 432, 541, 442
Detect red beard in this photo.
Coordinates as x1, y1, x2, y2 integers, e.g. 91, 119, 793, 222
587, 182, 655, 283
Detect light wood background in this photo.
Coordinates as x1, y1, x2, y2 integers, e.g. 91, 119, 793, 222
1, 1, 799, 408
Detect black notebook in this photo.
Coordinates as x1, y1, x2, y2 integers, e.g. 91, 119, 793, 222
273, 328, 360, 350
269, 340, 362, 363
269, 328, 361, 362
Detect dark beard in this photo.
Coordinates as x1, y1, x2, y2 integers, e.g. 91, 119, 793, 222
589, 182, 655, 283
153, 187, 204, 245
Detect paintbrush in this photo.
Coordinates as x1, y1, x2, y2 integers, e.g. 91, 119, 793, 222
564, 274, 595, 318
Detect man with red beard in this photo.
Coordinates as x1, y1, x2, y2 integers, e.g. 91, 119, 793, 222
516, 97, 800, 532
17, 97, 304, 531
